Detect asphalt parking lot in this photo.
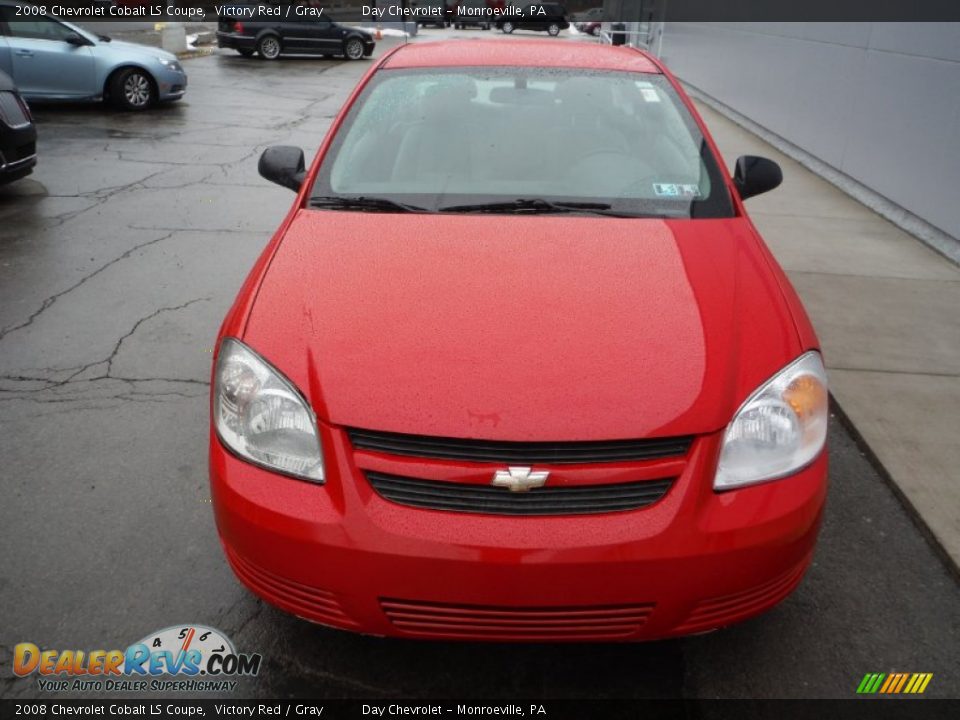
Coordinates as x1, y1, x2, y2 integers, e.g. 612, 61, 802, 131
1, 34, 959, 700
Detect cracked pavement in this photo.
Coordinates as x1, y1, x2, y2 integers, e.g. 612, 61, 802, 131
1, 39, 958, 701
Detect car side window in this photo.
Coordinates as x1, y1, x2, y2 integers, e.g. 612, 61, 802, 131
4, 16, 76, 42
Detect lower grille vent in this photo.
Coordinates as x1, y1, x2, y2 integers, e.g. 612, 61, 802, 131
381, 598, 655, 640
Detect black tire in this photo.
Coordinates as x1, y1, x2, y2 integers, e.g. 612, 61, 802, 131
547, 23, 560, 36
237, 48, 255, 57
502, 21, 514, 34
344, 37, 365, 61
257, 34, 281, 60
109, 67, 155, 111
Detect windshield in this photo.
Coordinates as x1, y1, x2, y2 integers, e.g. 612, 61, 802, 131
312, 67, 733, 218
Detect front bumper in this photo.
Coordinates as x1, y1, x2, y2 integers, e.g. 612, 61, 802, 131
155, 65, 188, 102
210, 424, 827, 641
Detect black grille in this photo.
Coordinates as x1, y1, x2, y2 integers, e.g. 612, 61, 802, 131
347, 428, 692, 464
367, 471, 673, 516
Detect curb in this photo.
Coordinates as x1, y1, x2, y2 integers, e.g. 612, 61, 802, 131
828, 395, 960, 582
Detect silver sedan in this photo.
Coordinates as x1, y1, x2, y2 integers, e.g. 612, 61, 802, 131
0, 0, 187, 110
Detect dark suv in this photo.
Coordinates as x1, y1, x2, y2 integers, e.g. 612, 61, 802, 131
496, 3, 568, 35
0, 70, 36, 186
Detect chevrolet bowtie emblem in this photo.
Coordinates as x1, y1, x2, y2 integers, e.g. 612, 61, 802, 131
492, 466, 550, 493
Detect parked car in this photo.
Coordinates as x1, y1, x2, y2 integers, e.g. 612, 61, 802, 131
210, 39, 828, 641
453, 0, 493, 29
217, 8, 375, 60
0, 0, 187, 110
496, 3, 569, 35
569, 6, 603, 22
0, 68, 35, 185
413, 0, 453, 28
577, 20, 601, 35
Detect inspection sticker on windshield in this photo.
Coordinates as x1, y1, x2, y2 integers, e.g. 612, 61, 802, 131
653, 183, 701, 198
641, 88, 661, 103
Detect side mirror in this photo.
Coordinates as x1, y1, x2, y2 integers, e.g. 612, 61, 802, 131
733, 155, 782, 201
258, 146, 306, 192
64, 32, 91, 47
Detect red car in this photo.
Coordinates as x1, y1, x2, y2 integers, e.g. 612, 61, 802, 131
210, 40, 828, 641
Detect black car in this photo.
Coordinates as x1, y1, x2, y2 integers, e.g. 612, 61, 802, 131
0, 69, 36, 186
496, 3, 569, 35
414, 0, 453, 28
453, 0, 493, 29
217, 4, 375, 60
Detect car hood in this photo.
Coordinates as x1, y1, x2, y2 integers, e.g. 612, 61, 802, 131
95, 39, 176, 64
243, 211, 802, 441
338, 23, 371, 38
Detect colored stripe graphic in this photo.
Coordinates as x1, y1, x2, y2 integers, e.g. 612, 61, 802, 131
906, 673, 934, 693
879, 674, 897, 693
857, 673, 885, 694
857, 673, 933, 694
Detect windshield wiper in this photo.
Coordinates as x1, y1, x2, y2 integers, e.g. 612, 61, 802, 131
438, 198, 633, 217
308, 195, 432, 213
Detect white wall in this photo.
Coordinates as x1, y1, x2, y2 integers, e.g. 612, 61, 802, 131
661, 23, 960, 241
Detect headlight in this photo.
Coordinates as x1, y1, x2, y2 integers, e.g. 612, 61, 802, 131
157, 57, 182, 72
714, 351, 828, 490
214, 338, 324, 482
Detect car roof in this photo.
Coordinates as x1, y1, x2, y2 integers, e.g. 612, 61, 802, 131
382, 40, 662, 74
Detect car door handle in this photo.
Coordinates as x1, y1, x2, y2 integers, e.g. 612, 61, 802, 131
15, 49, 34, 57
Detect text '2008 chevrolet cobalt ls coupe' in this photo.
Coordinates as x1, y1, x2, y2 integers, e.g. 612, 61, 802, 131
210, 40, 828, 641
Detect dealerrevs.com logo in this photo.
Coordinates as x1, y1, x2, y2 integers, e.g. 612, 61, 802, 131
12, 625, 262, 693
